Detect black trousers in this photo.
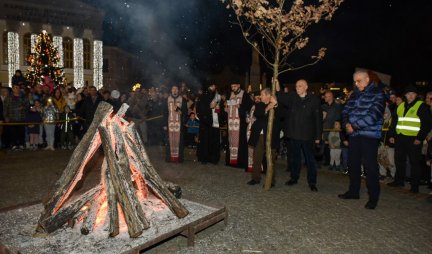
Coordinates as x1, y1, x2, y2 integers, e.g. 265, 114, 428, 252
60, 131, 74, 146
324, 143, 330, 165
394, 135, 422, 191
185, 133, 197, 147
198, 125, 220, 164
290, 139, 317, 185
348, 136, 380, 202
9, 124, 25, 147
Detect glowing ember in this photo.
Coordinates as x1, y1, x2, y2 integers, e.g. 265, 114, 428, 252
95, 200, 107, 228
37, 102, 189, 238
53, 134, 102, 214
80, 205, 89, 212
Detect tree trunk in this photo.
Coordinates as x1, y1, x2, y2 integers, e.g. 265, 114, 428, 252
264, 52, 280, 191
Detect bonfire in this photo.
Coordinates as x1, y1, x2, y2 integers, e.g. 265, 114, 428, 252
36, 102, 189, 238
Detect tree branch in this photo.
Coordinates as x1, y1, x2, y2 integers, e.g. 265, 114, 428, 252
279, 58, 322, 75
236, 14, 274, 67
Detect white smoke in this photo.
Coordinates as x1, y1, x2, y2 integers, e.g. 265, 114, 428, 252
101, 0, 202, 87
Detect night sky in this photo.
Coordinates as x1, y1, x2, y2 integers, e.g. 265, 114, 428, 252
82, 0, 432, 87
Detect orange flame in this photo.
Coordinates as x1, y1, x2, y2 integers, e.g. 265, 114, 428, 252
54, 114, 173, 236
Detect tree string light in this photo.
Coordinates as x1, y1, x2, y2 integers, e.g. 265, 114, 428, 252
73, 38, 84, 88
7, 32, 20, 86
31, 34, 38, 54
93, 40, 103, 89
26, 30, 65, 87
53, 36, 63, 68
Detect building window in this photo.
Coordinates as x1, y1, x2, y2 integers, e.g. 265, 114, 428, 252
2, 32, 7, 64
103, 59, 109, 73
83, 39, 91, 69
23, 33, 31, 65
63, 37, 73, 68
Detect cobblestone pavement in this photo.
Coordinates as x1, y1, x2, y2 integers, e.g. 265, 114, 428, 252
1, 147, 432, 254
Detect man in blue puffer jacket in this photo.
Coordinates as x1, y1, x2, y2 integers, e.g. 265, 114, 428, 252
338, 70, 386, 210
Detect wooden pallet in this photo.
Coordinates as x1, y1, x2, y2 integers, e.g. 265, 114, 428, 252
126, 206, 228, 253
0, 199, 228, 254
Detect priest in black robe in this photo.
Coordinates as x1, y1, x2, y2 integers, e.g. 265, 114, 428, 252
196, 83, 222, 164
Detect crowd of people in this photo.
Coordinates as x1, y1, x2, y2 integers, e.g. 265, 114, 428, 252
1, 69, 432, 210
0, 70, 197, 151
160, 70, 432, 210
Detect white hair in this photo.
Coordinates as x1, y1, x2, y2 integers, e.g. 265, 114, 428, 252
353, 70, 369, 78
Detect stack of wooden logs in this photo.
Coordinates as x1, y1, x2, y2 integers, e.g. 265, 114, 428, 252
36, 102, 189, 238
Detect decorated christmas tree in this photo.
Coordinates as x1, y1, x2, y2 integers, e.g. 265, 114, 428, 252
26, 30, 65, 88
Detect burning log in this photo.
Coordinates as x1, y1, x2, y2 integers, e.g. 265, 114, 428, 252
37, 102, 112, 232
103, 159, 120, 237
38, 186, 101, 233
124, 124, 189, 218
36, 102, 189, 238
80, 190, 105, 235
99, 123, 150, 237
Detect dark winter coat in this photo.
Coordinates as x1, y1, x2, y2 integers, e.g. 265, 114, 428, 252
248, 102, 280, 150
108, 98, 122, 113
278, 92, 322, 141
196, 89, 216, 127
59, 112, 75, 133
0, 97, 4, 121
342, 83, 386, 139
79, 95, 102, 127
322, 101, 343, 140
25, 110, 42, 134
11, 74, 26, 86
4, 94, 29, 121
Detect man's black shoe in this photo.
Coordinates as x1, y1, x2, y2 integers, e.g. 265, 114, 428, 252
285, 179, 298, 186
410, 187, 419, 194
387, 181, 404, 187
338, 192, 360, 199
309, 185, 318, 192
247, 180, 260, 185
364, 201, 377, 209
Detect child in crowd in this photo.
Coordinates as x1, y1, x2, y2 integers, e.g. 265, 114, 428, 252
43, 98, 58, 151
328, 120, 342, 171
60, 105, 75, 149
185, 112, 199, 148
33, 100, 45, 147
25, 104, 42, 150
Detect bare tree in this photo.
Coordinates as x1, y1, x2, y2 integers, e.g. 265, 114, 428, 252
222, 0, 343, 190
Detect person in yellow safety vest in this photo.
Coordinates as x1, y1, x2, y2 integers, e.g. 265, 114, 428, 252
387, 85, 432, 193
